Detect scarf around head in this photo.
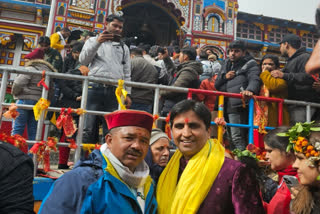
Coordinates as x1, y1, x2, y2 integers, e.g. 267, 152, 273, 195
156, 139, 225, 214
100, 144, 150, 188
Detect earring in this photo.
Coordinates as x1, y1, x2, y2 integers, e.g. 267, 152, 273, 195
317, 174, 320, 181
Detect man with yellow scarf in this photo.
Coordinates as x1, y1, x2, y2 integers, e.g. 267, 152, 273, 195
157, 100, 264, 214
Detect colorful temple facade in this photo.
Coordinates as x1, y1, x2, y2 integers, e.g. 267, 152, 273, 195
0, 0, 318, 69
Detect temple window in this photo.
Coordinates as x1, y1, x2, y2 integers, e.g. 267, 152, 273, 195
302, 33, 318, 48
58, 6, 65, 16
208, 16, 220, 33
97, 14, 104, 23
237, 23, 262, 41
269, 28, 291, 43
100, 0, 105, 9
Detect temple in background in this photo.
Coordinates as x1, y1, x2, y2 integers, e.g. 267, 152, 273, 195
0, 0, 318, 68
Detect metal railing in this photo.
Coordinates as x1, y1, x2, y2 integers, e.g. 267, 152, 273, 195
1, 66, 320, 175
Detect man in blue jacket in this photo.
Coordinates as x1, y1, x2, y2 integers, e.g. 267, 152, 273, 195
39, 110, 157, 214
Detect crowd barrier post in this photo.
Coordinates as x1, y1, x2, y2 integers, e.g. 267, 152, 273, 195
74, 78, 89, 163
278, 101, 283, 126
187, 91, 193, 100
33, 74, 51, 176
0, 70, 9, 126
153, 87, 160, 116
306, 104, 311, 122
217, 95, 224, 143
248, 98, 254, 144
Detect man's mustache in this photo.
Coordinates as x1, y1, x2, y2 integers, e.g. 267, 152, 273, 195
126, 149, 142, 157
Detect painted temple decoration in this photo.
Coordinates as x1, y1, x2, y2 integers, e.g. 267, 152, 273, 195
0, 0, 318, 68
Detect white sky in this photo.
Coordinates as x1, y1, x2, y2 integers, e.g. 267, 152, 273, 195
237, 0, 319, 24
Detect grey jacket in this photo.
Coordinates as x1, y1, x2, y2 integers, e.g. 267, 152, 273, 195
12, 60, 57, 101
79, 36, 131, 93
131, 56, 158, 105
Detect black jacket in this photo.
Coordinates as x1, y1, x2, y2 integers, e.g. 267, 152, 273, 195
0, 142, 34, 214
160, 58, 203, 114
58, 68, 82, 109
215, 54, 261, 110
282, 48, 319, 102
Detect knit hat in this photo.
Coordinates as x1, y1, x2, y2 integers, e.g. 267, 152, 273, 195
104, 110, 154, 132
24, 48, 45, 60
208, 54, 216, 60
150, 128, 170, 146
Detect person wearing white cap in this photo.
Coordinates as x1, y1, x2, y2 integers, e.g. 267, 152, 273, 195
144, 128, 170, 184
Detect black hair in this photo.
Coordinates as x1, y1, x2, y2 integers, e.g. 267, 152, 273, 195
139, 44, 151, 54
39, 36, 51, 46
106, 14, 124, 23
260, 54, 280, 70
170, 100, 211, 129
264, 126, 290, 152
229, 40, 246, 51
130, 48, 143, 56
149, 45, 159, 57
61, 27, 71, 33
181, 47, 197, 61
72, 41, 84, 53
199, 50, 208, 60
173, 45, 180, 54
238, 156, 278, 203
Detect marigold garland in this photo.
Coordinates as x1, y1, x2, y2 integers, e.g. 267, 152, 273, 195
3, 103, 20, 119
0, 133, 28, 152
277, 121, 320, 165
29, 137, 58, 172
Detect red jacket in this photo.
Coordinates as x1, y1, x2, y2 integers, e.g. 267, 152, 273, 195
197, 75, 217, 111
264, 167, 297, 214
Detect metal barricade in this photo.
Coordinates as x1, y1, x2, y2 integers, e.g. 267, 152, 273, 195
1, 66, 320, 175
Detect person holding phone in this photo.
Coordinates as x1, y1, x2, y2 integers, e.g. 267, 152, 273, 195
283, 123, 320, 214
79, 14, 132, 144
263, 127, 297, 214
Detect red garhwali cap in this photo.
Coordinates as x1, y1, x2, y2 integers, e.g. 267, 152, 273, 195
104, 110, 153, 132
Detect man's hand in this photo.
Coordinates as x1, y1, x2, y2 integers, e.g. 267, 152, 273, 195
125, 96, 132, 109
271, 70, 284, 78
225, 71, 235, 79
76, 96, 81, 101
79, 65, 90, 76
240, 90, 253, 100
97, 31, 114, 43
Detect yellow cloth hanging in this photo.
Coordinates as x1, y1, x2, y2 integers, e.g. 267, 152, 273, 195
50, 112, 57, 125
33, 98, 50, 121
115, 79, 128, 110
157, 139, 225, 214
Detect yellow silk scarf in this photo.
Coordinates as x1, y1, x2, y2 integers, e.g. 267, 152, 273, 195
156, 139, 225, 214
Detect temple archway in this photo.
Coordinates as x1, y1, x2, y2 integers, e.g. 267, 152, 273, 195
115, 0, 186, 46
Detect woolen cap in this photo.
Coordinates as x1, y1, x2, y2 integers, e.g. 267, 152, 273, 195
104, 110, 154, 132
150, 128, 170, 145
208, 54, 216, 60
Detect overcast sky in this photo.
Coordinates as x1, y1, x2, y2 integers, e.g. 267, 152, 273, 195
237, 0, 319, 24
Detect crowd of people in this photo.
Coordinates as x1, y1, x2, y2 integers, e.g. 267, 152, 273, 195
2, 11, 320, 214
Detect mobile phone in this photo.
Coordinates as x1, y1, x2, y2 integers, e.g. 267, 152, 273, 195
283, 175, 299, 189
113, 34, 121, 42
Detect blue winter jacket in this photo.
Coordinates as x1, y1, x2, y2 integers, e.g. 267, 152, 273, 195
39, 150, 157, 214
